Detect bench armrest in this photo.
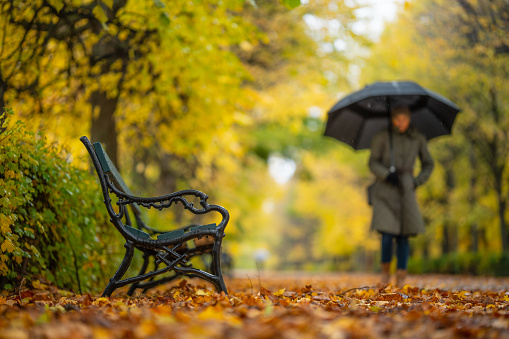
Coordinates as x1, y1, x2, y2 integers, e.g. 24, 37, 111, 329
109, 185, 229, 231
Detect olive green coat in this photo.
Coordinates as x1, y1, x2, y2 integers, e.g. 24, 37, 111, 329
369, 128, 434, 236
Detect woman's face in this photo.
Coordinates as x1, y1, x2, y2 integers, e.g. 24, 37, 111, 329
392, 113, 410, 133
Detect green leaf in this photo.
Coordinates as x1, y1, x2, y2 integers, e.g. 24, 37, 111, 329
153, 0, 166, 8
282, 0, 300, 9
160, 12, 171, 25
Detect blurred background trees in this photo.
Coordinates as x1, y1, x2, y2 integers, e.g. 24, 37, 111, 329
1, 0, 508, 291
361, 0, 509, 274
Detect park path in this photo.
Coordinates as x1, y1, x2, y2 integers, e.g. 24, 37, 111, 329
234, 269, 509, 292
1, 272, 508, 339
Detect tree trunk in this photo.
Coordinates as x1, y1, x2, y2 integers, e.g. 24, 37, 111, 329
442, 224, 450, 255
470, 224, 479, 253
497, 193, 508, 251
468, 148, 479, 252
90, 91, 119, 168
488, 87, 508, 251
441, 163, 456, 255
157, 152, 184, 222
0, 76, 7, 133
422, 237, 429, 258
158, 153, 178, 195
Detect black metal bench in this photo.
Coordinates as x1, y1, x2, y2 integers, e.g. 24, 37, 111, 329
80, 136, 229, 297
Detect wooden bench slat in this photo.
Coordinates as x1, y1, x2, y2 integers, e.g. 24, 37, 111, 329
93, 142, 134, 196
125, 225, 151, 239
156, 229, 185, 240
188, 223, 216, 232
188, 223, 216, 247
156, 224, 216, 241
93, 142, 143, 216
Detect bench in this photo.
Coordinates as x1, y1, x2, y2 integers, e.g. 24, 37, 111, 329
80, 136, 230, 297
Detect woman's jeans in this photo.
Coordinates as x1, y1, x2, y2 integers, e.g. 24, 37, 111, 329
381, 233, 409, 270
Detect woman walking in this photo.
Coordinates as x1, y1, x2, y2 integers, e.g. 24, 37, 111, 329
369, 105, 434, 286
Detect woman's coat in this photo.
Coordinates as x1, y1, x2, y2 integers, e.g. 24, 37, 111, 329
369, 128, 434, 236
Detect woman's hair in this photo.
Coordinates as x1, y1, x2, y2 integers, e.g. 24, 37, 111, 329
391, 105, 411, 118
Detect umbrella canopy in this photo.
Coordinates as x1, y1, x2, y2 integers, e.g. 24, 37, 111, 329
324, 81, 461, 150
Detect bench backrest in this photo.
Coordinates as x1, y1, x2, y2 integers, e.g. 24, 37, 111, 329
92, 142, 141, 215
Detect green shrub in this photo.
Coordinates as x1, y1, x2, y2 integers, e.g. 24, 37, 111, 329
0, 109, 120, 293
408, 251, 509, 277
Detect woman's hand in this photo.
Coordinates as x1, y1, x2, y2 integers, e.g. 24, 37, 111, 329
386, 172, 399, 187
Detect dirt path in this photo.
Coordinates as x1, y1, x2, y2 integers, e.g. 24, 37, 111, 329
235, 270, 509, 292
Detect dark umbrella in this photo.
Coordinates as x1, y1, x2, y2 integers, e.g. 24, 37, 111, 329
324, 81, 461, 150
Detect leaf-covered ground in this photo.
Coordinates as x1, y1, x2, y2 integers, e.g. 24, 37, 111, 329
1, 272, 508, 339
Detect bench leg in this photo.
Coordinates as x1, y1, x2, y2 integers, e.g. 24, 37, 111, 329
102, 241, 135, 297
127, 250, 151, 296
211, 244, 227, 294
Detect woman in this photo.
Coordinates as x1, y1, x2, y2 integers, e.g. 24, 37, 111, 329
369, 105, 434, 286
